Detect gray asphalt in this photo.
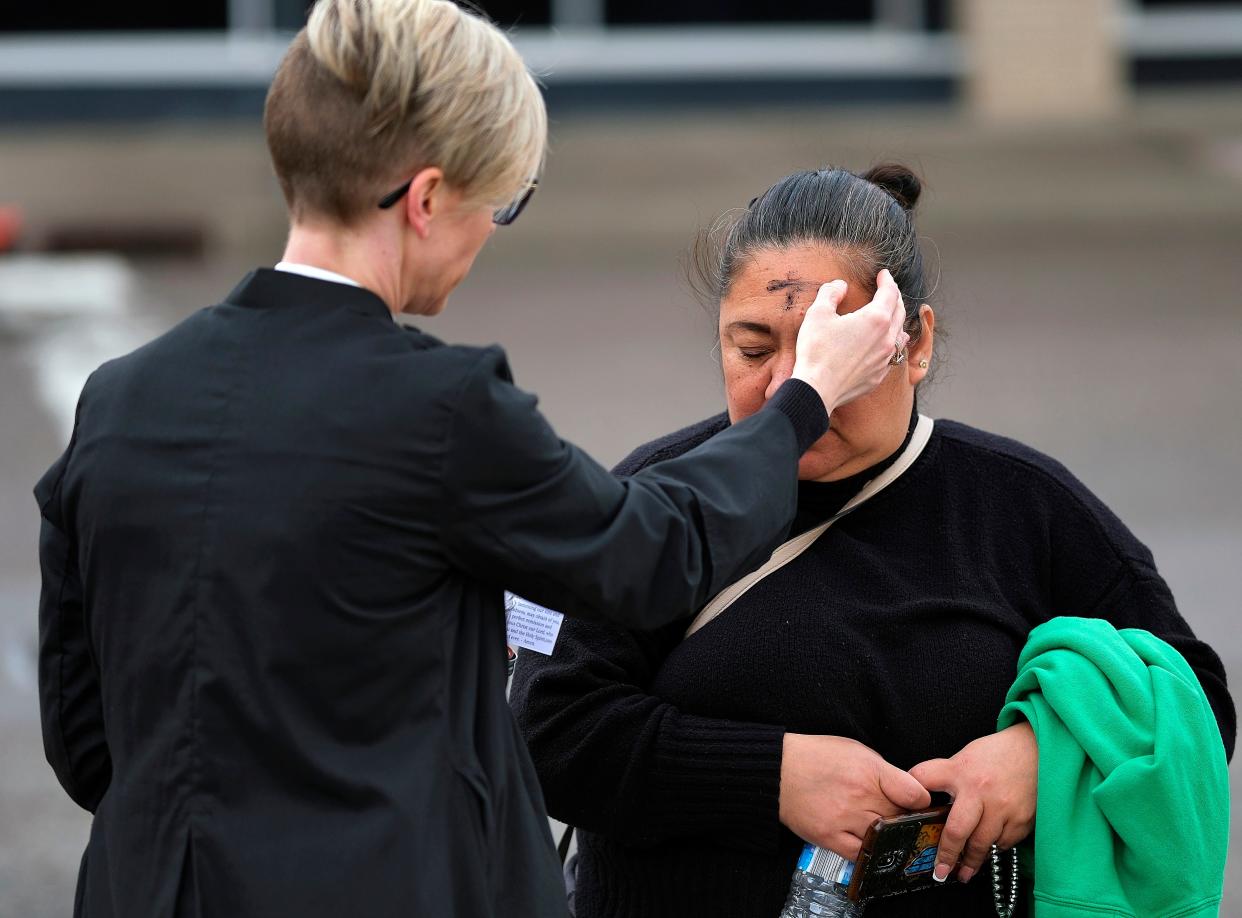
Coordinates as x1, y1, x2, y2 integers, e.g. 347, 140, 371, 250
2, 91, 1240, 916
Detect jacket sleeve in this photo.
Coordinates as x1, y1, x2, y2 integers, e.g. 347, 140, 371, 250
34, 415, 112, 813
509, 613, 787, 853
438, 347, 827, 630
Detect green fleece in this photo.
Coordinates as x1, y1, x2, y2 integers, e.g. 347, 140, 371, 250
998, 617, 1229, 918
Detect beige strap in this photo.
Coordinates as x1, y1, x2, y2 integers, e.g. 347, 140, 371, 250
684, 415, 934, 640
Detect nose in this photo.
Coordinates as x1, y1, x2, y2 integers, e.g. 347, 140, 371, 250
763, 352, 796, 402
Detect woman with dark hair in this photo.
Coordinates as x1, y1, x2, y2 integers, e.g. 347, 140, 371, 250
509, 164, 1235, 917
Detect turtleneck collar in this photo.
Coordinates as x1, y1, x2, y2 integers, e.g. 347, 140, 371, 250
790, 403, 919, 536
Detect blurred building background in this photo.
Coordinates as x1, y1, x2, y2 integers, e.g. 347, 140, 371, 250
1, 2, 1240, 915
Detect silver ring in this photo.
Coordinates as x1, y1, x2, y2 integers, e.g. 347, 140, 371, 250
890, 347, 907, 366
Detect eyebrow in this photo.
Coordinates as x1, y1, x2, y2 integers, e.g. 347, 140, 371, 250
725, 321, 772, 334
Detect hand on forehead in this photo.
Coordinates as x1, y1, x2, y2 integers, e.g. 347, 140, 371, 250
723, 247, 873, 334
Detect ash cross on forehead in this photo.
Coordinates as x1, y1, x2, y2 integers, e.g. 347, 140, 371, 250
765, 273, 824, 311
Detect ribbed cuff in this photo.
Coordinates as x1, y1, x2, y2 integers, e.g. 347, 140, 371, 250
644, 713, 786, 854
765, 379, 829, 455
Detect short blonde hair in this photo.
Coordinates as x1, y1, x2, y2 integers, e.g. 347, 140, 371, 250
264, 0, 546, 224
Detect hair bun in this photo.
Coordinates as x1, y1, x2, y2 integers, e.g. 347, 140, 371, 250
861, 163, 922, 212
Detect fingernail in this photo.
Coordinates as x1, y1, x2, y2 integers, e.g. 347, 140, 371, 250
958, 866, 975, 884
829, 279, 847, 291
933, 864, 950, 883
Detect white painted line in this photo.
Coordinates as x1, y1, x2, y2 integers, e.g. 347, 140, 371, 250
2, 634, 35, 697
0, 28, 962, 85
0, 255, 132, 324
27, 316, 158, 445
0, 253, 154, 444
0, 582, 40, 701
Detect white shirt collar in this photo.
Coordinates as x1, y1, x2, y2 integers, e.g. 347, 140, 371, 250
274, 261, 363, 289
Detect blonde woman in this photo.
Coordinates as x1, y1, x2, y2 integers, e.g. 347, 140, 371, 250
33, 2, 909, 916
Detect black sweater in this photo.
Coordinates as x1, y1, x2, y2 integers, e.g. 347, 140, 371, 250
509, 414, 1235, 918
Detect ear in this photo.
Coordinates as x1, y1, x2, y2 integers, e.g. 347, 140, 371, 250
404, 166, 446, 240
906, 304, 936, 385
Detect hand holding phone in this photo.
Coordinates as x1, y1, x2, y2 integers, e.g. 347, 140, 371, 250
846, 805, 956, 902
908, 722, 1037, 883
779, 734, 932, 858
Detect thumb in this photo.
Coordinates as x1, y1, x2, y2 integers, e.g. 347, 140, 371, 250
907, 758, 954, 794
879, 764, 932, 811
807, 279, 848, 316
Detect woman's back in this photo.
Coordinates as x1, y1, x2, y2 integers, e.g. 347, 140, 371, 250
42, 270, 564, 916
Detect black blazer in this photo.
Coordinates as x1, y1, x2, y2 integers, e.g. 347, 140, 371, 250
35, 269, 826, 917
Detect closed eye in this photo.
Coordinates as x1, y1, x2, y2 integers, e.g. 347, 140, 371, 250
739, 349, 773, 360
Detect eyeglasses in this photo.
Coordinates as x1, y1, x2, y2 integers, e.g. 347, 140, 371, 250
377, 178, 538, 227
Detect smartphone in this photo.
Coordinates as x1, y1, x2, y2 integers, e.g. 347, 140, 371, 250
845, 804, 954, 902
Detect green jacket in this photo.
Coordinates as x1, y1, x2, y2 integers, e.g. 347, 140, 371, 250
998, 617, 1229, 918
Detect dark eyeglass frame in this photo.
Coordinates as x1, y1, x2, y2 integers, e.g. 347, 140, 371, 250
377, 178, 538, 226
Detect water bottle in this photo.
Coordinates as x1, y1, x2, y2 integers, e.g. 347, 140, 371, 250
779, 843, 864, 917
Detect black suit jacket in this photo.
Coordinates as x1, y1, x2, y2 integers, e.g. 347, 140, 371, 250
34, 269, 826, 917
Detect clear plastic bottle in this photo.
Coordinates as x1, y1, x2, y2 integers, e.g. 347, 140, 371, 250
779, 843, 865, 917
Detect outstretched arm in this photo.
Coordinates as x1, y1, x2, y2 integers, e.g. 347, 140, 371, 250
441, 274, 908, 631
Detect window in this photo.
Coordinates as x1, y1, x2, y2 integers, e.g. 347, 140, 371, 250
607, 0, 874, 26
0, 3, 227, 31
277, 0, 550, 30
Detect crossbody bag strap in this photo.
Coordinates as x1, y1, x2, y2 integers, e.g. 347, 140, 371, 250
683, 415, 934, 640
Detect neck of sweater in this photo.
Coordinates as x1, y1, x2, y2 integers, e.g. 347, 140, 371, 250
790, 404, 919, 536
